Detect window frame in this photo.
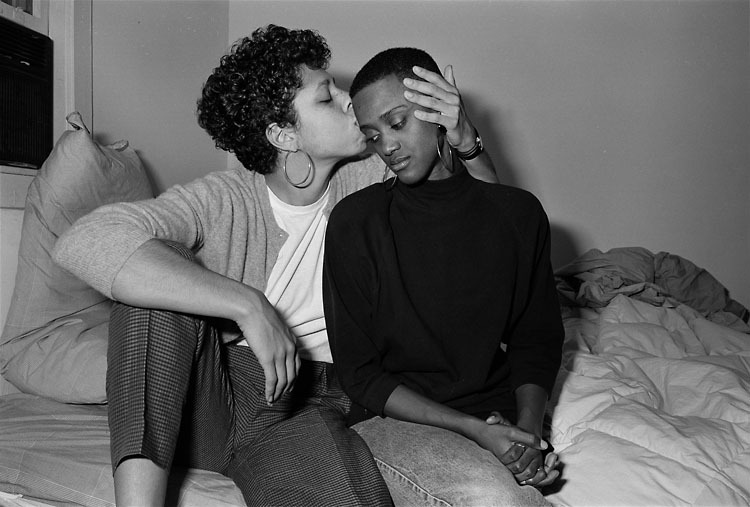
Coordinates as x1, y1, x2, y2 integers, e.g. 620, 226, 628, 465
0, 0, 48, 34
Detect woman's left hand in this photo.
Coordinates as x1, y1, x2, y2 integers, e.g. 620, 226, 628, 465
403, 65, 478, 153
503, 444, 560, 488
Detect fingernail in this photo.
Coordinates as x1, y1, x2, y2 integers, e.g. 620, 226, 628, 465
404, 91, 414, 99
403, 78, 413, 86
539, 439, 548, 450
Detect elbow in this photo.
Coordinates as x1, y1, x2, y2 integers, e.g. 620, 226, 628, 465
51, 228, 75, 273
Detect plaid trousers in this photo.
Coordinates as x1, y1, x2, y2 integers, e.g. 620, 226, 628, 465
107, 303, 392, 507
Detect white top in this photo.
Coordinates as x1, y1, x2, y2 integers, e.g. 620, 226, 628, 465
263, 184, 333, 362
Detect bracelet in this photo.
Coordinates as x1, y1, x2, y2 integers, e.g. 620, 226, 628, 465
455, 131, 484, 161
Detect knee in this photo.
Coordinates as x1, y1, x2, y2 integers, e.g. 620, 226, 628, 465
453, 478, 550, 507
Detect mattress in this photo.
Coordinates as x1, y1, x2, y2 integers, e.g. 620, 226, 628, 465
1, 294, 748, 506
0, 394, 244, 507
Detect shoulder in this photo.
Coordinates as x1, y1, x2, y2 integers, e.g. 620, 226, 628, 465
479, 183, 550, 239
478, 182, 545, 218
484, 183, 542, 210
327, 183, 388, 243
183, 166, 257, 190
331, 153, 385, 197
330, 182, 384, 222
165, 167, 262, 202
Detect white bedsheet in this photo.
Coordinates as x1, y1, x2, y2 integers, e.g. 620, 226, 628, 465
0, 395, 244, 507
547, 295, 750, 506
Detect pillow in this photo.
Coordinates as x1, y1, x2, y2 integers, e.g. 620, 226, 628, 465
0, 112, 153, 403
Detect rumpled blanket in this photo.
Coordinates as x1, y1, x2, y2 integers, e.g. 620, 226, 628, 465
555, 247, 749, 332
547, 295, 750, 506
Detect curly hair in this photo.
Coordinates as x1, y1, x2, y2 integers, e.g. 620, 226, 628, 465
350, 47, 440, 100
197, 25, 331, 173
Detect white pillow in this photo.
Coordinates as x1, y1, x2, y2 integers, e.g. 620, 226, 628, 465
0, 112, 153, 403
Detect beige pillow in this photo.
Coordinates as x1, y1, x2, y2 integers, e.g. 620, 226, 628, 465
0, 112, 153, 403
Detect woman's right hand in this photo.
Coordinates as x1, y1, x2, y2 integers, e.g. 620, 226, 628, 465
107, 238, 301, 405
236, 292, 300, 405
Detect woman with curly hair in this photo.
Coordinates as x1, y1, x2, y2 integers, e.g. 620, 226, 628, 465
53, 25, 499, 506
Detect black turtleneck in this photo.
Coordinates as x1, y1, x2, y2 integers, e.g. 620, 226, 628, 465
323, 169, 563, 424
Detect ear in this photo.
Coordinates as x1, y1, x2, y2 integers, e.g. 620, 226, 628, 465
266, 123, 298, 152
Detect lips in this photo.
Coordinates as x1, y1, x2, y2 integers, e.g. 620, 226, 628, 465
389, 156, 410, 172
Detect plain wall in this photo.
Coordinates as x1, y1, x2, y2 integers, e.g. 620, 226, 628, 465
87, 0, 748, 306
91, 0, 230, 191
229, 0, 749, 306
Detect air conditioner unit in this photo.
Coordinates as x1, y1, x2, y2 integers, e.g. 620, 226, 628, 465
0, 15, 53, 169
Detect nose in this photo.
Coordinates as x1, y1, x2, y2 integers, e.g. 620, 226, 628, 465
383, 135, 400, 157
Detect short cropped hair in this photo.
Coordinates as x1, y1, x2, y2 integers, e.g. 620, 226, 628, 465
350, 47, 440, 100
197, 25, 331, 173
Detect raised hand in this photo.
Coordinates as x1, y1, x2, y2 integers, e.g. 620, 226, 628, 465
403, 65, 478, 152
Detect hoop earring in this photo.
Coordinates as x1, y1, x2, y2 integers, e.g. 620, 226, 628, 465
283, 150, 315, 189
437, 135, 454, 173
381, 164, 397, 189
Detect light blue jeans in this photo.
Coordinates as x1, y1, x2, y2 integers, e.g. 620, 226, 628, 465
353, 417, 551, 507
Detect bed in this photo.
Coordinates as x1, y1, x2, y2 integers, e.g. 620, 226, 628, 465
1, 116, 748, 506
546, 248, 750, 506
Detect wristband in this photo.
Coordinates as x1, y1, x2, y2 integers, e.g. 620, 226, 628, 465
455, 131, 484, 160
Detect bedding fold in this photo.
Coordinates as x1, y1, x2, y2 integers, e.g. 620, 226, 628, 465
555, 247, 749, 331
547, 295, 750, 506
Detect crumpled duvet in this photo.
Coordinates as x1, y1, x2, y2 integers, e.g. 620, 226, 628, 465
547, 295, 750, 506
555, 247, 749, 332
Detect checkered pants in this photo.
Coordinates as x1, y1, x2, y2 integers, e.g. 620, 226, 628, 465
107, 303, 392, 506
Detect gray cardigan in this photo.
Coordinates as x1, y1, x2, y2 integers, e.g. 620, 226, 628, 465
53, 155, 384, 300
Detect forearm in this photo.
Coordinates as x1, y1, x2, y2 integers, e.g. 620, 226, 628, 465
111, 238, 264, 325
384, 384, 546, 462
383, 384, 484, 439
451, 126, 498, 184
514, 383, 548, 437
115, 240, 298, 405
461, 150, 498, 183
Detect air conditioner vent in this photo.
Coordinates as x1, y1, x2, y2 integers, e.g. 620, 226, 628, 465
0, 16, 53, 169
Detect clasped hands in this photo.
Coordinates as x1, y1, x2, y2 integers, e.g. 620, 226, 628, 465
477, 411, 560, 488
